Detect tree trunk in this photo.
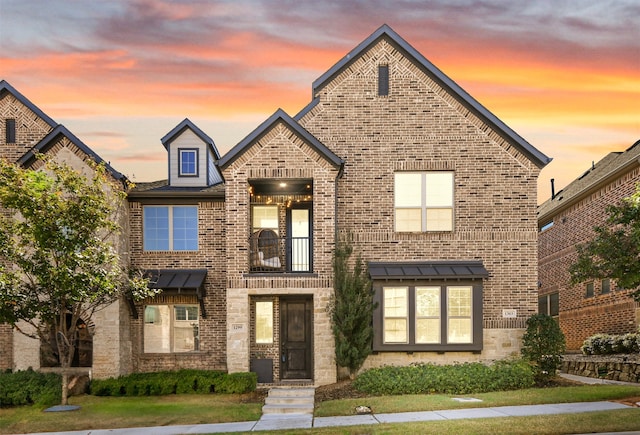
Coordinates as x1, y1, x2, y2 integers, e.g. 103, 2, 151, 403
61, 371, 69, 406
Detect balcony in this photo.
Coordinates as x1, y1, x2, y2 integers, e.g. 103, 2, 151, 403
249, 230, 311, 273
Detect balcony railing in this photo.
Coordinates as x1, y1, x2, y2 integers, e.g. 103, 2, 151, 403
249, 229, 311, 273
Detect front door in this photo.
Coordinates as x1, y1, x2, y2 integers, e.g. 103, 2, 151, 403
280, 297, 313, 380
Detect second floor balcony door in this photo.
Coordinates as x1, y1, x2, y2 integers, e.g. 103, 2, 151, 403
288, 207, 311, 272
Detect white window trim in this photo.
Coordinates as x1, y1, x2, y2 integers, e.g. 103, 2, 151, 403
178, 148, 199, 177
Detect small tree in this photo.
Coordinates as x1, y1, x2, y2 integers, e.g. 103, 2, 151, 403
0, 157, 153, 405
569, 186, 640, 301
521, 314, 566, 383
328, 236, 377, 379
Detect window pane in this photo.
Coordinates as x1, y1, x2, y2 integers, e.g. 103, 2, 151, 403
174, 305, 198, 352
144, 305, 170, 353
538, 295, 548, 315
395, 208, 422, 232
448, 318, 472, 343
143, 206, 169, 251
549, 293, 559, 317
416, 287, 440, 316
394, 173, 422, 207
384, 319, 408, 343
180, 150, 197, 175
448, 287, 472, 317
425, 208, 453, 231
255, 301, 274, 344
425, 172, 453, 207
601, 279, 611, 294
384, 287, 408, 343
173, 206, 198, 250
416, 318, 440, 343
252, 206, 279, 232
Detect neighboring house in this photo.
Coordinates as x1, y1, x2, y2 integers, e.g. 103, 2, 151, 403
0, 80, 130, 378
538, 140, 640, 350
3, 24, 552, 385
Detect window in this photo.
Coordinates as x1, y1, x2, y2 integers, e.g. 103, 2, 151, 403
252, 205, 279, 234
5, 119, 16, 143
539, 292, 559, 318
144, 304, 199, 353
374, 283, 481, 351
540, 221, 554, 232
378, 65, 389, 96
395, 172, 454, 232
255, 301, 274, 344
179, 149, 198, 176
601, 279, 611, 294
143, 205, 198, 251
585, 281, 594, 298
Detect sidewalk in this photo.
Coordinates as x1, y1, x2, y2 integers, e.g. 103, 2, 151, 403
16, 374, 640, 435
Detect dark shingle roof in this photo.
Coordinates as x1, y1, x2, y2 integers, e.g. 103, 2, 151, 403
537, 139, 640, 222
368, 261, 489, 280
129, 179, 225, 198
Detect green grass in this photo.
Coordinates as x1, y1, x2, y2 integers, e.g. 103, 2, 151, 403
315, 384, 640, 416
0, 394, 262, 434
1, 384, 639, 434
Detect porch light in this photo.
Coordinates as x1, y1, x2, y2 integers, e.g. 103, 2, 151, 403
279, 182, 287, 188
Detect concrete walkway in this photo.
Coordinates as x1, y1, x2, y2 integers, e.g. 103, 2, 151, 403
14, 374, 640, 435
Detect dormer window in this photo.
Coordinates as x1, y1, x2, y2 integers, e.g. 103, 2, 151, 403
179, 148, 198, 177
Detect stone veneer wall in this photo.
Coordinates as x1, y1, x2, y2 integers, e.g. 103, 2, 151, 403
298, 38, 541, 365
128, 200, 227, 372
539, 163, 640, 350
562, 354, 640, 383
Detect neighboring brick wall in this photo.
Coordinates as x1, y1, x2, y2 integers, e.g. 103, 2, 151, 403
298, 38, 541, 364
128, 200, 228, 372
0, 92, 53, 162
539, 164, 640, 350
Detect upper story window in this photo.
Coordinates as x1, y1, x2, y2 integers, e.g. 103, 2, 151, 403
143, 205, 198, 251
5, 119, 16, 143
394, 172, 454, 232
179, 148, 198, 177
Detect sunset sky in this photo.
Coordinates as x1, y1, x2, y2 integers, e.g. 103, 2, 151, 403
1, 0, 638, 203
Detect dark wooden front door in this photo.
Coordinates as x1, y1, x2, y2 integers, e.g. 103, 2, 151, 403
280, 297, 313, 380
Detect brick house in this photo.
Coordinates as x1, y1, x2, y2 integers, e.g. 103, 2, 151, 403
2, 24, 551, 385
0, 80, 132, 378
538, 140, 640, 350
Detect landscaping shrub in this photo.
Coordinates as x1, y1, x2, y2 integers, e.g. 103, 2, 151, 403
581, 332, 640, 355
521, 314, 566, 383
90, 370, 256, 397
0, 369, 61, 407
353, 360, 534, 395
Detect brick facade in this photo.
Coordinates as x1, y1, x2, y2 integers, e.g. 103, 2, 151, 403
538, 143, 640, 350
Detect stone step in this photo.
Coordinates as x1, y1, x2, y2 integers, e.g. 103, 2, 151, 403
262, 387, 315, 415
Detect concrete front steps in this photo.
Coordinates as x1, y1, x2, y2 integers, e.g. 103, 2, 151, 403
262, 387, 315, 415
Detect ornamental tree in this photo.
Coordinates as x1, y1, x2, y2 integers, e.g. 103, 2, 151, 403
328, 236, 377, 379
569, 186, 640, 301
0, 157, 152, 405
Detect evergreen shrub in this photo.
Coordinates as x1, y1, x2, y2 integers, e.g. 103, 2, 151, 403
0, 369, 61, 407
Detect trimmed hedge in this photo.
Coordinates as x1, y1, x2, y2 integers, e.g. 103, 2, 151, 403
0, 369, 61, 407
90, 370, 256, 396
581, 333, 640, 355
353, 360, 535, 395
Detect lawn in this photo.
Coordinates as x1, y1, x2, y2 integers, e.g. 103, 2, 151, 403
1, 384, 639, 434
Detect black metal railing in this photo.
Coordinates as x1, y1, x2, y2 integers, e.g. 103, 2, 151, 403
249, 230, 311, 273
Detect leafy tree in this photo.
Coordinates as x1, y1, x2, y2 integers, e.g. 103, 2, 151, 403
0, 157, 153, 405
328, 236, 377, 379
521, 314, 566, 383
569, 187, 640, 301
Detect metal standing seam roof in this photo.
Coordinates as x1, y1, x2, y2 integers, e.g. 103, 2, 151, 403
307, 24, 551, 169
368, 261, 489, 280
147, 269, 207, 290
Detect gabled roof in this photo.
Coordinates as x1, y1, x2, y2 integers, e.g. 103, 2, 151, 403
161, 118, 220, 159
368, 261, 489, 280
17, 124, 125, 181
0, 80, 57, 128
218, 108, 344, 170
537, 139, 640, 222
309, 24, 551, 169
